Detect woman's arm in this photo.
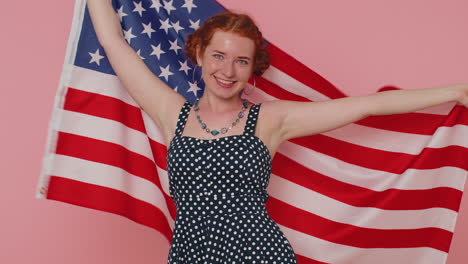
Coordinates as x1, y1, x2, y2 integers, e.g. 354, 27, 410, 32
274, 83, 468, 142
86, 0, 185, 132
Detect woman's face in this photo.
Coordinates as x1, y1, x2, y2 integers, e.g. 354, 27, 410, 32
196, 30, 255, 100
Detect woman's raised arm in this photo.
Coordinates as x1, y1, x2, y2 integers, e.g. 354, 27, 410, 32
272, 83, 468, 142
86, 0, 185, 134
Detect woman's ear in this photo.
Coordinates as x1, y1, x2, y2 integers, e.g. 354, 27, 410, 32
195, 45, 202, 66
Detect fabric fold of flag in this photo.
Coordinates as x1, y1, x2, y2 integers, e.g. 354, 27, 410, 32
36, 0, 467, 263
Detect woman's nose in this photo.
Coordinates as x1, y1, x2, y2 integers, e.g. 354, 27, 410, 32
221, 61, 235, 77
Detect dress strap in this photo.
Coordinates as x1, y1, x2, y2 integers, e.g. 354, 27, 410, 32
174, 100, 192, 137
243, 103, 262, 136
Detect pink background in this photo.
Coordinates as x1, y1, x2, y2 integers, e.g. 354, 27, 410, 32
1, 0, 467, 263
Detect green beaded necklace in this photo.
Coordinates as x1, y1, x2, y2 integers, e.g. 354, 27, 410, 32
193, 98, 249, 136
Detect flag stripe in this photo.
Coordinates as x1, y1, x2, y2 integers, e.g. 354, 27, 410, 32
266, 44, 345, 100
293, 135, 468, 171
267, 197, 452, 252
280, 224, 448, 264
47, 176, 173, 242
355, 105, 468, 134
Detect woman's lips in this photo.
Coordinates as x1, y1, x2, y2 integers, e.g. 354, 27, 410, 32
214, 76, 236, 88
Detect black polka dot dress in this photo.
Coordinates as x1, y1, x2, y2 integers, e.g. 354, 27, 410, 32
166, 100, 298, 264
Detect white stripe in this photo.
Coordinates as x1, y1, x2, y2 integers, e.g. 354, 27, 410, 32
262, 66, 331, 101
50, 154, 175, 228
142, 109, 170, 149
430, 124, 468, 148
280, 224, 447, 264
278, 140, 467, 191
268, 175, 457, 231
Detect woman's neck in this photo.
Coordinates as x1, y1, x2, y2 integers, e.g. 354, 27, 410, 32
197, 94, 244, 113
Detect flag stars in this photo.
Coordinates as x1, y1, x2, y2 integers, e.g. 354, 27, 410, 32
159, 18, 172, 34
132, 1, 146, 17
189, 19, 200, 30
124, 27, 137, 44
171, 20, 184, 34
141, 22, 156, 38
136, 49, 145, 60
178, 60, 192, 75
169, 39, 182, 54
117, 6, 128, 22
187, 80, 202, 96
159, 64, 174, 82
150, 0, 163, 12
162, 0, 176, 15
150, 43, 165, 60
89, 48, 105, 66
181, 0, 197, 13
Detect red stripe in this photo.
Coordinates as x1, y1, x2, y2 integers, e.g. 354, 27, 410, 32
55, 132, 177, 218
267, 43, 346, 100
57, 132, 158, 183
47, 176, 173, 242
267, 197, 453, 252
273, 153, 462, 211
293, 134, 468, 172
64, 88, 147, 133
356, 105, 468, 135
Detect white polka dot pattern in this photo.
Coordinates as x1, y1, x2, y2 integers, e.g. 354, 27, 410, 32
166, 100, 297, 263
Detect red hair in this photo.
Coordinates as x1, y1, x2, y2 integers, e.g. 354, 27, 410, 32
184, 11, 270, 76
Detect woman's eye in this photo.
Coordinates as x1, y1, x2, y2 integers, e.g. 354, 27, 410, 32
238, 60, 248, 65
213, 54, 223, 59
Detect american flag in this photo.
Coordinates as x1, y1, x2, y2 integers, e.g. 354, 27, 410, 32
36, 0, 468, 263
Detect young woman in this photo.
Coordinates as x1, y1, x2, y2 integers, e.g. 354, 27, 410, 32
87, 0, 468, 263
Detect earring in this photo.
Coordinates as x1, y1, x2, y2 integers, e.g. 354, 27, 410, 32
244, 76, 256, 95
192, 65, 203, 84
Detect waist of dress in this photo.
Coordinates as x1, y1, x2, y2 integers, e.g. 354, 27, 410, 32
172, 191, 269, 218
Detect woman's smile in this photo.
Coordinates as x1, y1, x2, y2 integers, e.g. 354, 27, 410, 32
214, 76, 237, 88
